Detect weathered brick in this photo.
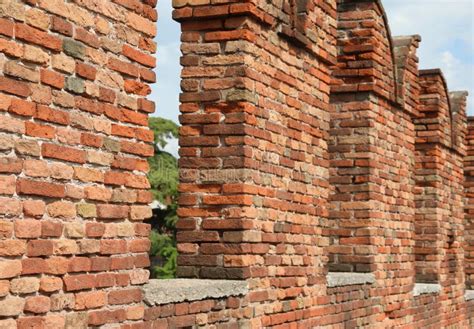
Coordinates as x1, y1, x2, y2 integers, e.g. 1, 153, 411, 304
25, 122, 55, 139
0, 197, 22, 216
40, 276, 63, 292
97, 204, 129, 219
24, 296, 51, 314
42, 143, 86, 163
4, 61, 39, 82
17, 179, 65, 198
27, 240, 54, 257
40, 69, 65, 89
15, 23, 61, 51
75, 291, 107, 310
0, 239, 26, 256
24, 45, 49, 64
10, 277, 40, 294
9, 99, 36, 117
47, 201, 76, 219
52, 54, 76, 74
0, 296, 24, 316
23, 200, 46, 217
15, 219, 42, 238
0, 260, 22, 279
0, 175, 15, 195
63, 274, 95, 291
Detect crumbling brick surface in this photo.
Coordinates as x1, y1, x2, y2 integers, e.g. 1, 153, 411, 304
0, 0, 473, 327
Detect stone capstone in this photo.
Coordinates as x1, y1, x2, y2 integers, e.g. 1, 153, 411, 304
143, 279, 248, 306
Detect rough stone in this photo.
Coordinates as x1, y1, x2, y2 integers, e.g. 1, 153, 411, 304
413, 283, 442, 296
63, 38, 85, 59
65, 77, 84, 94
143, 279, 248, 306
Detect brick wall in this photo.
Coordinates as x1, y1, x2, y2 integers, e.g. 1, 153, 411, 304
0, 0, 473, 328
465, 117, 474, 290
0, 0, 156, 326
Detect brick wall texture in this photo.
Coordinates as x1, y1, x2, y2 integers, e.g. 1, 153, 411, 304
0, 0, 473, 328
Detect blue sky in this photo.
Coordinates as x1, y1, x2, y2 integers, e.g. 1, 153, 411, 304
152, 1, 473, 156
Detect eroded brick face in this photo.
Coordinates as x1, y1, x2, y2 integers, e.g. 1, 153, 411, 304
0, 0, 473, 328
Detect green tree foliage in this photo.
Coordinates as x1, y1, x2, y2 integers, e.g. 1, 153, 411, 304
147, 117, 179, 279
149, 117, 179, 149
149, 230, 177, 279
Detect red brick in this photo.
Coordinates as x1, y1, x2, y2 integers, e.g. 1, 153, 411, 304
96, 204, 129, 219
124, 80, 151, 96
25, 122, 55, 139
42, 143, 86, 164
9, 99, 36, 116
100, 240, 127, 255
122, 44, 156, 67
108, 288, 142, 305
88, 309, 126, 326
41, 221, 63, 237
108, 58, 139, 77
39, 276, 62, 292
0, 239, 26, 256
63, 274, 95, 291
35, 105, 69, 125
0, 18, 14, 37
16, 23, 61, 51
0, 175, 15, 195
40, 69, 65, 89
15, 219, 42, 238
68, 257, 91, 272
75, 28, 99, 48
27, 240, 54, 257
76, 62, 97, 80
86, 222, 105, 237
44, 257, 69, 275
51, 16, 73, 36
0, 158, 23, 174
94, 273, 115, 288
22, 258, 46, 275
17, 179, 65, 198
128, 238, 150, 253
24, 296, 50, 314
75, 291, 107, 310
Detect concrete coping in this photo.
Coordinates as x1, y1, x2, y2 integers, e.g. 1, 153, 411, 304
413, 283, 441, 296
465, 290, 474, 301
326, 272, 376, 288
143, 279, 249, 306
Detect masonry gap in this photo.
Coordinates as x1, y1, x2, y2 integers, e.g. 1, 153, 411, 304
145, 1, 181, 280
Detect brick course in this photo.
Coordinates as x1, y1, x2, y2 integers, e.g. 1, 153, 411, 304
0, 0, 473, 327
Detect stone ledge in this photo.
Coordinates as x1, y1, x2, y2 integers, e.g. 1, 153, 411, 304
413, 283, 441, 296
327, 272, 375, 288
466, 290, 474, 301
143, 279, 249, 306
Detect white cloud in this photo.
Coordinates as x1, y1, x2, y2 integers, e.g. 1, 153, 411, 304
384, 0, 474, 114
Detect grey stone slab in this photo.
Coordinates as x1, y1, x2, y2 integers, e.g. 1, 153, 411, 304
143, 279, 248, 306
413, 283, 441, 296
465, 290, 474, 301
327, 272, 375, 288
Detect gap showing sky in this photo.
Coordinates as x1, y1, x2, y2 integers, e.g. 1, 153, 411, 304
151, 0, 474, 156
